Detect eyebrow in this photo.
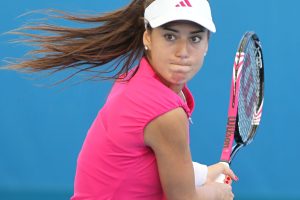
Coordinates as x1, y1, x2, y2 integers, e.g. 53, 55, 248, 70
162, 26, 206, 34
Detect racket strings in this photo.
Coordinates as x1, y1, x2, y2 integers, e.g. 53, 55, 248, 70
238, 39, 261, 143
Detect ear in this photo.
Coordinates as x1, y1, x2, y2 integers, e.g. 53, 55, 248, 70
143, 30, 151, 50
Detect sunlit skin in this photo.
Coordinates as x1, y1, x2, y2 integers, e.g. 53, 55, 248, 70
143, 20, 209, 94
143, 21, 237, 200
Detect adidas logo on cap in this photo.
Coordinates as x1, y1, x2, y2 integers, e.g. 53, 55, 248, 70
176, 0, 192, 7
144, 0, 216, 32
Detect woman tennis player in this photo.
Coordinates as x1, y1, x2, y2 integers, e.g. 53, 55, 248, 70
6, 0, 238, 199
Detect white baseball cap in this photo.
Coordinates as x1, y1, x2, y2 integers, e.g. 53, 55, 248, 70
144, 0, 216, 33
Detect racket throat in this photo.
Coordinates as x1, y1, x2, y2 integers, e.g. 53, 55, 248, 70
229, 143, 244, 164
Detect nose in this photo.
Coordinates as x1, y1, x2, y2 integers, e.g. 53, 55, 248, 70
175, 40, 189, 59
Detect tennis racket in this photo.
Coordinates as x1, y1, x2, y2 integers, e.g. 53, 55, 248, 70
216, 31, 264, 183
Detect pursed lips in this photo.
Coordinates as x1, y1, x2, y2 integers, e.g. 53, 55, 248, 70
169, 63, 193, 73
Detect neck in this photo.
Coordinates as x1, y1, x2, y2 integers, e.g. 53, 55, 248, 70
169, 84, 184, 94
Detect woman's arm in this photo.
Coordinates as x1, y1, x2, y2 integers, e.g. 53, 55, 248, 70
144, 107, 235, 200
144, 107, 197, 200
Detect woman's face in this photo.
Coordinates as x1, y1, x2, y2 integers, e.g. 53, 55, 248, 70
143, 21, 209, 92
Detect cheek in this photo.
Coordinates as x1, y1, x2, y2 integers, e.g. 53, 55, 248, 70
148, 52, 168, 76
194, 54, 205, 70
188, 55, 205, 79
149, 46, 169, 70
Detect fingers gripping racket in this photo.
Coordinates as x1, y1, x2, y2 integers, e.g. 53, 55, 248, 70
216, 32, 264, 182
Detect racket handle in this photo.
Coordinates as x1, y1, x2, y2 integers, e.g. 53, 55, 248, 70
215, 162, 229, 183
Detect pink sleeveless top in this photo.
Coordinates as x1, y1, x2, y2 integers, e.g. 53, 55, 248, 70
71, 57, 195, 200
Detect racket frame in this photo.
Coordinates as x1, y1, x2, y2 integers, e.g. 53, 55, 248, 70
220, 32, 264, 164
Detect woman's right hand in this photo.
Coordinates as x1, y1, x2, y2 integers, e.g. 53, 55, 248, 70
196, 181, 234, 200
194, 162, 238, 200
207, 162, 238, 184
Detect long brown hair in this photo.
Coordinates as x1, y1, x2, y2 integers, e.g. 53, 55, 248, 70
4, 0, 154, 81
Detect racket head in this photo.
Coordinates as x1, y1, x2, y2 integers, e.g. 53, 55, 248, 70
235, 32, 264, 146
220, 31, 264, 163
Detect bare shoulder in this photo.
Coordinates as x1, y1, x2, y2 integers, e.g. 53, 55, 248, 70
144, 107, 189, 154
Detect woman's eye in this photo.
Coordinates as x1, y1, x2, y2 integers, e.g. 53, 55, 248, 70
164, 34, 176, 41
191, 36, 202, 43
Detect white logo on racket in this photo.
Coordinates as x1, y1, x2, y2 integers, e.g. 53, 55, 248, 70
252, 99, 263, 125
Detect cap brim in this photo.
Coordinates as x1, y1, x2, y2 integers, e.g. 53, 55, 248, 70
148, 14, 216, 33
